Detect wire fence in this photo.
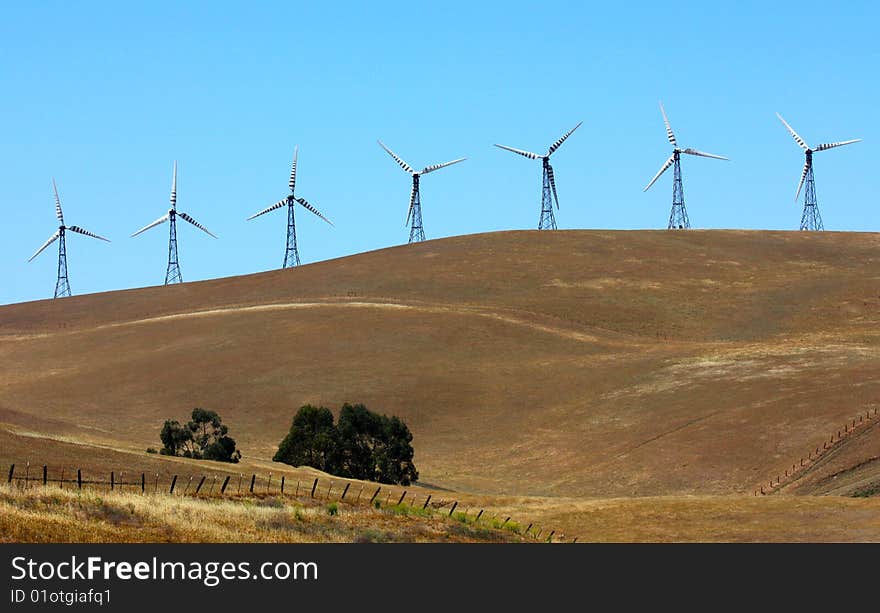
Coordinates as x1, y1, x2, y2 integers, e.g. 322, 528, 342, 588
755, 406, 878, 495
4, 463, 572, 543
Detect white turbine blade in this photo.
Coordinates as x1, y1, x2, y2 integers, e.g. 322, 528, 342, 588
131, 213, 170, 237
776, 113, 810, 150
247, 199, 288, 221
682, 148, 729, 160
814, 138, 862, 152
68, 225, 110, 242
289, 146, 298, 193
170, 161, 178, 208
178, 212, 217, 238
547, 121, 582, 156
795, 158, 810, 201
494, 143, 540, 160
405, 182, 416, 226
377, 140, 414, 173
643, 154, 676, 192
27, 230, 60, 262
420, 157, 466, 175
296, 197, 333, 226
52, 178, 64, 224
547, 163, 560, 209
659, 102, 677, 147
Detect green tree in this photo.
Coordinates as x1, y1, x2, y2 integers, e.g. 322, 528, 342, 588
157, 409, 241, 463
273, 405, 337, 470
273, 403, 418, 485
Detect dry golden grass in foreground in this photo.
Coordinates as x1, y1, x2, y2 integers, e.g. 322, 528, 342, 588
0, 485, 523, 543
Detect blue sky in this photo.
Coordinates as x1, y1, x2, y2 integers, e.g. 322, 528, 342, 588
1, 1, 877, 305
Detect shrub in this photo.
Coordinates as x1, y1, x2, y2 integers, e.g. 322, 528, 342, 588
326, 502, 339, 516
145, 447, 158, 454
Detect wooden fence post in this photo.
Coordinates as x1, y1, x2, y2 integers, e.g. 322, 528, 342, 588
42, 465, 47, 486
111, 471, 115, 491
547, 530, 555, 543
501, 517, 510, 528
60, 468, 65, 489
448, 501, 458, 517
169, 475, 178, 494
184, 476, 193, 495
155, 473, 160, 493
572, 537, 578, 543
341, 483, 350, 500
77, 469, 82, 490
238, 474, 243, 494
327, 484, 333, 500
141, 473, 146, 494
310, 478, 318, 498
25, 463, 29, 488
209, 476, 216, 494
369, 487, 381, 504
295, 481, 300, 497
357, 486, 364, 503
476, 509, 484, 521
221, 476, 231, 494
422, 494, 432, 510
7, 464, 13, 484
525, 523, 532, 535
195, 476, 206, 494
397, 490, 407, 506
267, 474, 272, 493
280, 476, 285, 495
249, 474, 256, 494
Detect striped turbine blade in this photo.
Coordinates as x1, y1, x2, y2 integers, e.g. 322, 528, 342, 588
179, 212, 217, 238
659, 103, 677, 147
297, 197, 333, 225
795, 158, 811, 201
68, 225, 110, 241
494, 144, 541, 160
547, 121, 582, 156
776, 113, 810, 150
289, 146, 298, 192
420, 157, 466, 175
170, 161, 178, 207
547, 164, 560, 208
643, 154, 676, 192
247, 199, 288, 221
814, 139, 862, 152
52, 178, 64, 223
28, 230, 60, 262
377, 140, 414, 173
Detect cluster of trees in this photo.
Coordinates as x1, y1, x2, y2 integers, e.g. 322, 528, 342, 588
159, 408, 241, 463
273, 403, 418, 486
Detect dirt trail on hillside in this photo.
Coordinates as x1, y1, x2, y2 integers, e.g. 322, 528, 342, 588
86, 300, 613, 345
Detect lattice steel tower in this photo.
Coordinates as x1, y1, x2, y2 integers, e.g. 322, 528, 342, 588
132, 161, 216, 284
247, 146, 333, 268
776, 113, 860, 231
495, 122, 581, 230
644, 103, 727, 229
377, 140, 466, 244
28, 179, 110, 298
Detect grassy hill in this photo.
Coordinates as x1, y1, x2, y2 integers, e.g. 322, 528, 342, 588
2, 229, 880, 540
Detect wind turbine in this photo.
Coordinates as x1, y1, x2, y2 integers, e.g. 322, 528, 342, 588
494, 122, 581, 230
247, 146, 333, 268
643, 103, 728, 229
776, 113, 861, 231
28, 179, 110, 298
131, 161, 216, 284
377, 140, 466, 243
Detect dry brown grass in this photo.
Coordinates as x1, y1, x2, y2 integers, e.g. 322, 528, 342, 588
0, 484, 522, 543
1, 230, 879, 507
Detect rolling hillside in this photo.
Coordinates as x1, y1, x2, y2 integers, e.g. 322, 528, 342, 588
1, 229, 879, 507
